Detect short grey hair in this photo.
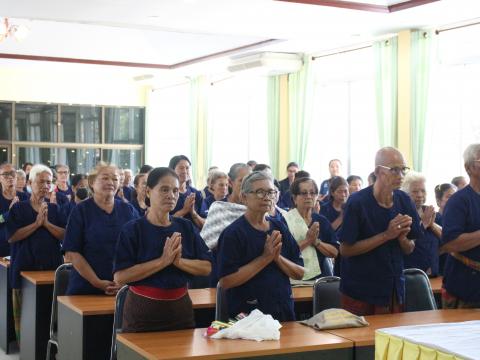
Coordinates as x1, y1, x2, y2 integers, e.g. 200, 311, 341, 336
29, 164, 53, 183
463, 144, 480, 167
228, 163, 250, 181
241, 171, 274, 195
401, 171, 426, 193
208, 170, 228, 186
16, 169, 26, 179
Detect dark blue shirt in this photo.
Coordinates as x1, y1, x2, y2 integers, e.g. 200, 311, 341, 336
171, 185, 207, 222
320, 201, 341, 224
130, 198, 147, 217
320, 179, 330, 196
441, 185, 480, 302
404, 206, 440, 276
63, 198, 139, 295
312, 213, 339, 276
0, 191, 29, 256
123, 186, 134, 202
6, 200, 65, 288
339, 186, 422, 305
202, 195, 227, 214
217, 216, 303, 321
113, 216, 212, 288
56, 186, 73, 200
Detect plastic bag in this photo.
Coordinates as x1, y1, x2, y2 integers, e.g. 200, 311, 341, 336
210, 309, 282, 341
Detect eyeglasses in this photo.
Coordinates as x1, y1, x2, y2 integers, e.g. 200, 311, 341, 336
298, 191, 318, 197
0, 171, 16, 178
56, 171, 69, 175
248, 189, 278, 199
377, 165, 410, 176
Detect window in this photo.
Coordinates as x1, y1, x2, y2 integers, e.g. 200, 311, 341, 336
102, 149, 142, 173
105, 107, 144, 144
60, 105, 101, 143
208, 76, 269, 172
304, 48, 378, 183
0, 102, 12, 141
0, 101, 144, 174
15, 103, 57, 142
423, 25, 480, 198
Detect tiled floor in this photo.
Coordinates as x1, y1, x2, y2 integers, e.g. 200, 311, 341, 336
0, 343, 19, 360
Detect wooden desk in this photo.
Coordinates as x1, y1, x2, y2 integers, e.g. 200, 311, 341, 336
0, 258, 15, 354
20, 270, 55, 360
116, 322, 353, 360
325, 309, 480, 360
56, 287, 314, 360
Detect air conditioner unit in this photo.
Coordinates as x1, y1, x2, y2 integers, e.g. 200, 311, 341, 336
227, 52, 303, 75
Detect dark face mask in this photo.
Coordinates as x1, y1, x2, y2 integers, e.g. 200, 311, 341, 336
76, 187, 89, 200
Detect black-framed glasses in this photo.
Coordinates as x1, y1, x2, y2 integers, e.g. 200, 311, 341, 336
248, 189, 278, 199
298, 191, 318, 197
377, 165, 410, 176
0, 171, 16, 178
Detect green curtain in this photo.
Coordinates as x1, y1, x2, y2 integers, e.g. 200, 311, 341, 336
189, 76, 210, 187
374, 37, 398, 147
410, 30, 433, 172
288, 55, 314, 168
267, 76, 281, 178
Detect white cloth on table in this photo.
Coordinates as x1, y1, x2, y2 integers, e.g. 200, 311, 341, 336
377, 320, 480, 360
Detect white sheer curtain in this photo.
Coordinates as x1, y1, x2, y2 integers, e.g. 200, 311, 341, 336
304, 48, 378, 184
423, 25, 480, 203
207, 75, 269, 173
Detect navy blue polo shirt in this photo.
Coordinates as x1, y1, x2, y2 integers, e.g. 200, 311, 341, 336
441, 185, 480, 302
113, 216, 212, 288
320, 201, 341, 224
217, 216, 303, 321
311, 213, 339, 276
63, 198, 139, 295
202, 195, 227, 213
6, 200, 65, 288
0, 191, 29, 256
404, 208, 440, 276
339, 186, 422, 306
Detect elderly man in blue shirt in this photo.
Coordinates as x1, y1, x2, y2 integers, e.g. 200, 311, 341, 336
441, 143, 480, 308
339, 147, 422, 316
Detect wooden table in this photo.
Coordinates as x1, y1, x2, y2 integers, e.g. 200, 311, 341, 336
116, 322, 353, 360
20, 270, 55, 360
56, 287, 314, 360
0, 258, 15, 354
325, 308, 480, 360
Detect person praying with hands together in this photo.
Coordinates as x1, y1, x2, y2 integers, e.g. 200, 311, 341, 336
217, 171, 304, 321
6, 164, 65, 341
114, 167, 212, 332
284, 177, 339, 279
63, 163, 139, 296
339, 147, 423, 316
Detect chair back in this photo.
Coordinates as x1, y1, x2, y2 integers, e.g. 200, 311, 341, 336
49, 263, 73, 339
404, 268, 437, 312
215, 282, 229, 322
312, 276, 341, 315
110, 285, 129, 360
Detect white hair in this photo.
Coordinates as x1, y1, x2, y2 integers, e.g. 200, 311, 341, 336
463, 144, 480, 166
29, 164, 53, 183
401, 171, 426, 194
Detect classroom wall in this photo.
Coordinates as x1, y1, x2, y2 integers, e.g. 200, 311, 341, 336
0, 64, 148, 106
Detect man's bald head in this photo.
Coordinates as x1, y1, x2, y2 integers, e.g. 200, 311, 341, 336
375, 147, 405, 168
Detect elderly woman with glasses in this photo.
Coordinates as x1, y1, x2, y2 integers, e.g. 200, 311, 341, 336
401, 172, 442, 276
217, 171, 304, 321
0, 164, 29, 257
441, 144, 480, 309
284, 177, 339, 280
6, 164, 65, 340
